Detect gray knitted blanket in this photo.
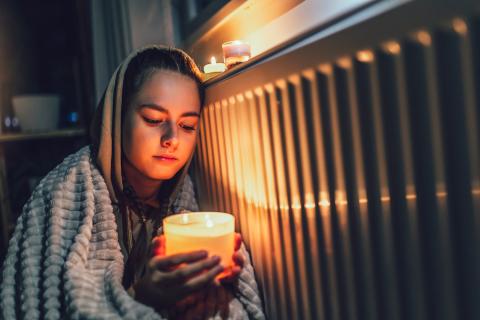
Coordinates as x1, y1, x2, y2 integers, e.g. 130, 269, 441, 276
0, 146, 265, 319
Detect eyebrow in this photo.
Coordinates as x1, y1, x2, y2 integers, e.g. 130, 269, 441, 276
138, 103, 200, 117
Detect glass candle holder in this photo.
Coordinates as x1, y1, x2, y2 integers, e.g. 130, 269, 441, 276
222, 40, 251, 69
163, 212, 235, 277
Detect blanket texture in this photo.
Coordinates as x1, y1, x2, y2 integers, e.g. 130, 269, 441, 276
0, 146, 265, 319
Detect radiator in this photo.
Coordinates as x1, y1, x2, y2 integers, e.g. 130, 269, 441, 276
192, 1, 480, 319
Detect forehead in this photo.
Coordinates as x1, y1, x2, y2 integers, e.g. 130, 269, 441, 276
133, 70, 201, 112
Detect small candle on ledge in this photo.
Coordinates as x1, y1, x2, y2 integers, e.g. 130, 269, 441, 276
203, 56, 226, 80
163, 212, 235, 278
222, 40, 251, 69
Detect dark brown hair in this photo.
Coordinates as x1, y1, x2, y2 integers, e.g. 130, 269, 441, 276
122, 46, 205, 115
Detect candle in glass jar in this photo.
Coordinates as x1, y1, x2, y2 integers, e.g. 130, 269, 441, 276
222, 40, 251, 69
163, 212, 235, 276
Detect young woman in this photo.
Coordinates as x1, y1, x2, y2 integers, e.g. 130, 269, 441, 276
0, 46, 265, 319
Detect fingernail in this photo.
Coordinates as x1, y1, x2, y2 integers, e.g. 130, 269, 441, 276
212, 255, 221, 262
197, 250, 208, 257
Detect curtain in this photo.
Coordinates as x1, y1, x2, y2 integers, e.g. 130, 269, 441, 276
90, 0, 133, 105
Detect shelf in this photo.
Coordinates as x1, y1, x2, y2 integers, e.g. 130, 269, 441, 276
0, 128, 86, 143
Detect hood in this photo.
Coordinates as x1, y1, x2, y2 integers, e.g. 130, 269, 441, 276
89, 45, 195, 212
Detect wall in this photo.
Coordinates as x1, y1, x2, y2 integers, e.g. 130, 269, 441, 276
183, 0, 373, 69
127, 0, 177, 49
90, 0, 177, 104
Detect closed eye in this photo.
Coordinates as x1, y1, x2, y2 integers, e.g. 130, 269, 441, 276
180, 123, 196, 131
142, 116, 167, 125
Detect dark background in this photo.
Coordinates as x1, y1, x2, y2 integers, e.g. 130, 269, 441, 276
0, 0, 94, 261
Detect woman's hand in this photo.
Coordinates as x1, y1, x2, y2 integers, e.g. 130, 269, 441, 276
154, 233, 246, 284
132, 236, 224, 311
219, 232, 245, 284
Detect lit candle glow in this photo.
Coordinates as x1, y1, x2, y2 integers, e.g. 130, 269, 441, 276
203, 56, 227, 74
163, 212, 235, 277
222, 40, 251, 69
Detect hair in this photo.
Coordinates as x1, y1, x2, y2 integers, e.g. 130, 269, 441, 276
122, 46, 205, 115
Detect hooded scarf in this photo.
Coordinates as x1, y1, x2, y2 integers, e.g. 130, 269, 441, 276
89, 45, 199, 289
0, 45, 265, 319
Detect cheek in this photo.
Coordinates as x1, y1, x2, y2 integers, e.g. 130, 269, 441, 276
123, 116, 159, 161
179, 132, 197, 156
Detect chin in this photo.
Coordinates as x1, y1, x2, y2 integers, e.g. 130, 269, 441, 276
142, 160, 185, 180
147, 170, 177, 180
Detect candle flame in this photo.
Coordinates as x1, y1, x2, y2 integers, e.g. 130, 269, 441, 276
210, 56, 216, 64
206, 219, 214, 228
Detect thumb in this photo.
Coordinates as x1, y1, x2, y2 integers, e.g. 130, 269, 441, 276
234, 233, 242, 251
152, 235, 166, 257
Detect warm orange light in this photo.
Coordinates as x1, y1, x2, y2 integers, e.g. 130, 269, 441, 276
222, 40, 251, 69
357, 50, 374, 62
203, 56, 226, 74
337, 57, 352, 69
318, 64, 333, 74
318, 199, 331, 207
416, 30, 432, 46
452, 18, 467, 35
383, 41, 401, 54
304, 193, 316, 209
292, 203, 302, 210
164, 212, 235, 278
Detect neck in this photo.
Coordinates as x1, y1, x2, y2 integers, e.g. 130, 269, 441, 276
122, 157, 162, 207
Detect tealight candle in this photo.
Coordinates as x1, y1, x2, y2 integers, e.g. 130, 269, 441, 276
222, 40, 251, 69
203, 56, 226, 74
163, 212, 235, 278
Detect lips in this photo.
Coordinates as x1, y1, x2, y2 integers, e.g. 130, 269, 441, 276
153, 154, 178, 161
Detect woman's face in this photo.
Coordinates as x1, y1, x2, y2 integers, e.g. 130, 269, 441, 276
122, 70, 201, 180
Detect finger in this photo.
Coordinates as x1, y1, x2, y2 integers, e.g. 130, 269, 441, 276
234, 233, 242, 251
164, 255, 221, 284
183, 295, 196, 306
174, 295, 190, 313
152, 236, 165, 256
219, 266, 241, 284
182, 264, 224, 294
150, 250, 208, 270
176, 293, 197, 308
157, 235, 166, 256
152, 235, 165, 247
232, 252, 245, 268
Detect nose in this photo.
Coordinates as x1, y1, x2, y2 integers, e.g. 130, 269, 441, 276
161, 122, 179, 150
